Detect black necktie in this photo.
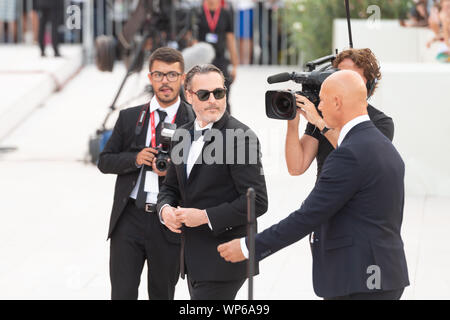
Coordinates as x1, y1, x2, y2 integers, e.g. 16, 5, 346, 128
155, 109, 167, 146
135, 109, 168, 208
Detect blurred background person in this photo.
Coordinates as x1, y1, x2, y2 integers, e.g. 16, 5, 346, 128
195, 0, 239, 114
35, 0, 64, 57
427, 0, 450, 61
0, 0, 17, 43
23, 0, 39, 44
229, 0, 254, 64
400, 0, 430, 27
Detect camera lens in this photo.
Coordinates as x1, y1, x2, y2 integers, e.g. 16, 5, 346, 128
273, 93, 294, 118
156, 159, 167, 172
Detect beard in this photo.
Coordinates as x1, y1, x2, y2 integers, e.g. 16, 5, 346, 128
155, 85, 179, 105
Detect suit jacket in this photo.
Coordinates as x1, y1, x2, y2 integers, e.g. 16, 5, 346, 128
157, 112, 268, 282
253, 121, 409, 298
98, 101, 195, 240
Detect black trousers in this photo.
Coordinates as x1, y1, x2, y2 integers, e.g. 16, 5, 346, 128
324, 288, 404, 300
187, 276, 246, 300
109, 200, 180, 300
38, 7, 60, 56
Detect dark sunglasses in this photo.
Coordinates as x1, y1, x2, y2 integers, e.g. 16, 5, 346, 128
189, 88, 227, 101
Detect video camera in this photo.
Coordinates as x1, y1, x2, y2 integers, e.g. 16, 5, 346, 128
265, 55, 338, 120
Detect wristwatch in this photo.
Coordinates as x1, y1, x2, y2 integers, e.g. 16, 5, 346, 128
320, 126, 330, 135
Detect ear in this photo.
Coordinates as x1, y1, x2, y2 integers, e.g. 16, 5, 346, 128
185, 88, 193, 105
147, 73, 153, 86
334, 95, 343, 111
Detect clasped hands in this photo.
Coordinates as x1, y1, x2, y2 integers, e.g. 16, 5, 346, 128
161, 206, 209, 234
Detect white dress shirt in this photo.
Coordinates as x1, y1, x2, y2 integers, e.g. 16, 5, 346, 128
186, 120, 214, 178
130, 96, 180, 203
158, 119, 214, 229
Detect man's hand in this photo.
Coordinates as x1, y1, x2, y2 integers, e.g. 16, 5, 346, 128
175, 207, 208, 228
161, 206, 182, 233
295, 94, 327, 130
217, 239, 246, 263
136, 147, 158, 167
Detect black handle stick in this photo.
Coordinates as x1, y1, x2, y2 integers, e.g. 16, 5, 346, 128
247, 187, 256, 300
345, 0, 353, 48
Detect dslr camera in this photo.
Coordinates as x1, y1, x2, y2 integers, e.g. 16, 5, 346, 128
155, 122, 177, 172
265, 55, 338, 120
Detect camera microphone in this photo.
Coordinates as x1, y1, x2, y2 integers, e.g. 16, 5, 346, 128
267, 72, 292, 84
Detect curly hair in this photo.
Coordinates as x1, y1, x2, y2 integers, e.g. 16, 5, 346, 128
332, 48, 382, 96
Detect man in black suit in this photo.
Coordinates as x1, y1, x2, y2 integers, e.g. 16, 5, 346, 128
218, 70, 409, 300
98, 47, 195, 300
157, 64, 268, 300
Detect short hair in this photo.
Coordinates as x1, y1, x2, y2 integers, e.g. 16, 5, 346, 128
149, 47, 185, 72
184, 64, 225, 90
332, 48, 382, 95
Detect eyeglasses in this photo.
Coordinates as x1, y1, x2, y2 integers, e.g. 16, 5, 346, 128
189, 88, 227, 101
150, 71, 182, 82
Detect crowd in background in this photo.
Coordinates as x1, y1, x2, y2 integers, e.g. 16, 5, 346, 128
0, 0, 294, 65
401, 0, 450, 60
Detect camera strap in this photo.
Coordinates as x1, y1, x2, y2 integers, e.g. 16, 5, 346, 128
134, 103, 177, 148
135, 103, 150, 136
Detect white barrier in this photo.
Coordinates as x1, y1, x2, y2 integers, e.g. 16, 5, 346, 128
333, 19, 440, 63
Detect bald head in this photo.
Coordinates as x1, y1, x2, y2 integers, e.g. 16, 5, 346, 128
318, 70, 368, 129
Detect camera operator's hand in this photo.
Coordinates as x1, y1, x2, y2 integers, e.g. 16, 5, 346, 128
295, 94, 327, 131
161, 205, 182, 234
151, 157, 170, 177
136, 147, 158, 167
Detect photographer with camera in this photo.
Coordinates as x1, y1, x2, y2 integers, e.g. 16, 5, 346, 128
285, 48, 394, 179
98, 47, 195, 300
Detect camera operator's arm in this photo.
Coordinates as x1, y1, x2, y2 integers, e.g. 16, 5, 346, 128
285, 111, 319, 176
296, 94, 339, 148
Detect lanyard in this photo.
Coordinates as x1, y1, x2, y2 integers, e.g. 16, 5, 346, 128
203, 1, 222, 33
149, 109, 177, 148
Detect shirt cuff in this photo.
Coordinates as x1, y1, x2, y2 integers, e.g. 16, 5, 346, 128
240, 237, 249, 259
159, 204, 170, 225
205, 210, 213, 230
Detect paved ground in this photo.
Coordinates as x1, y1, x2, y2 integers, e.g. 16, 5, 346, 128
0, 46, 449, 299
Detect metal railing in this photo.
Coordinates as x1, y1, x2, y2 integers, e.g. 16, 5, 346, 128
1, 0, 301, 66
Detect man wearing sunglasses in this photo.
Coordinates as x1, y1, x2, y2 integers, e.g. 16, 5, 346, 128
98, 47, 195, 300
157, 64, 268, 300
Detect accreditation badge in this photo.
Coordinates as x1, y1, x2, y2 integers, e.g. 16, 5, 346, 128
205, 33, 219, 44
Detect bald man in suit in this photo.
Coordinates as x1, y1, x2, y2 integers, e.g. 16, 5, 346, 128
218, 70, 409, 300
